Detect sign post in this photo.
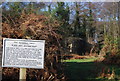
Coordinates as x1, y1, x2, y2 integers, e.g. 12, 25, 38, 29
2, 38, 45, 80
20, 68, 26, 81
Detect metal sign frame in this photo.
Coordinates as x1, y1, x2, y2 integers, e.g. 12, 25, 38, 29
2, 38, 45, 69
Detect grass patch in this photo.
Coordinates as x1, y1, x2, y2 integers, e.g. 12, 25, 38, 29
63, 58, 120, 81
62, 58, 97, 63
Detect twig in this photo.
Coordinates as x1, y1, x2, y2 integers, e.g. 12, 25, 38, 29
2, 14, 10, 23
8, 14, 15, 25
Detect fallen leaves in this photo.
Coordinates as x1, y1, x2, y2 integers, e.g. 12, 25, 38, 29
2, 13, 66, 81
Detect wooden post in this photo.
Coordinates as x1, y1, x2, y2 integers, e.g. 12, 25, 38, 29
19, 68, 26, 81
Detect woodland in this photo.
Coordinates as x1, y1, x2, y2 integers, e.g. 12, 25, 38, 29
1, 2, 120, 81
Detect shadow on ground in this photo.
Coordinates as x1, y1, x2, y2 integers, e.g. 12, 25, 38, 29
63, 60, 120, 81
64, 62, 97, 81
